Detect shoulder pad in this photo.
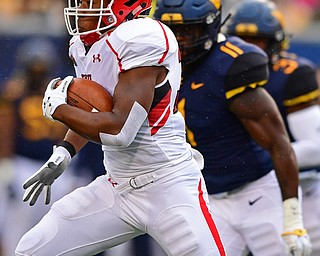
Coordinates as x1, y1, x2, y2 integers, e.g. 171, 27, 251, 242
107, 18, 178, 71
284, 65, 319, 106
222, 38, 269, 99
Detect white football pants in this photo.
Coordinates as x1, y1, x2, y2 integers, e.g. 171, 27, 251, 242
15, 159, 225, 256
209, 170, 286, 256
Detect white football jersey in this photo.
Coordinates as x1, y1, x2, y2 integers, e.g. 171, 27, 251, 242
69, 18, 192, 178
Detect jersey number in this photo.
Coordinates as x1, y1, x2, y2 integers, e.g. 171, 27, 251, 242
178, 98, 197, 147
273, 59, 298, 74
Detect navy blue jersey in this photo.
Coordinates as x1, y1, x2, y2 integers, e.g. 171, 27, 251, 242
14, 94, 67, 160
178, 35, 272, 194
265, 51, 320, 173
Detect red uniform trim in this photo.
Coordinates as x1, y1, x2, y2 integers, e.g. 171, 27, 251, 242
198, 179, 226, 256
148, 88, 171, 135
106, 39, 124, 72
156, 20, 169, 64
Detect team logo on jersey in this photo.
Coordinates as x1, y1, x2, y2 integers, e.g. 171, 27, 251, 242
191, 82, 204, 90
93, 54, 102, 63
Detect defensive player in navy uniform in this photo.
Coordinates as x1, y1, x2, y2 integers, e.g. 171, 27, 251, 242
15, 0, 226, 255
225, 1, 320, 255
154, 0, 311, 255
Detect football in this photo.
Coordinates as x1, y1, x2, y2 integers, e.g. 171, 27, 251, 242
55, 78, 113, 112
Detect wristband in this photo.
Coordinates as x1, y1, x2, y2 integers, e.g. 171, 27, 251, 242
56, 141, 76, 158
282, 229, 307, 237
283, 197, 304, 231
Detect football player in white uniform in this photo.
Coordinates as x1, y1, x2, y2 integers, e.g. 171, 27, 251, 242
15, 0, 226, 255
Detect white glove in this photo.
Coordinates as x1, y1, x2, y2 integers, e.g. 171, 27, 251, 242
22, 146, 71, 206
282, 197, 312, 256
42, 76, 74, 121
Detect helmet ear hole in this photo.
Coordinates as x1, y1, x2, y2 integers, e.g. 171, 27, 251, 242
124, 0, 138, 7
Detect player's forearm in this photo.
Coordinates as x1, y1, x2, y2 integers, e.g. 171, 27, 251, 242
270, 143, 299, 200
53, 104, 123, 143
63, 129, 89, 153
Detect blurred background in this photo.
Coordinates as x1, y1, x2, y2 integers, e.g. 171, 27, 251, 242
0, 0, 319, 86
0, 0, 319, 256
223, 0, 320, 70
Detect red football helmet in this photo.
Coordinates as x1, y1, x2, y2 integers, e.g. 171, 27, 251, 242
64, 0, 152, 46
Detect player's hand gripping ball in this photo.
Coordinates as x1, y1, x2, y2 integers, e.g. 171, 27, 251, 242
55, 77, 113, 112
43, 76, 113, 121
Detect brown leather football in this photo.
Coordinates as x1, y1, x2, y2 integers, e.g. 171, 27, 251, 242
56, 78, 113, 112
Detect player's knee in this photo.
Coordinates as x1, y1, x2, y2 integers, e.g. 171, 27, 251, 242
15, 250, 25, 256
15, 230, 41, 256
15, 213, 58, 256
246, 222, 284, 255
154, 206, 218, 255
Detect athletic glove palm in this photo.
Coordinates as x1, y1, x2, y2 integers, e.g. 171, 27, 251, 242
282, 197, 312, 256
42, 76, 73, 121
22, 146, 71, 206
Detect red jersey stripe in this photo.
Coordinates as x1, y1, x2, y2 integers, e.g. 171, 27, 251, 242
149, 88, 171, 135
106, 39, 124, 72
151, 106, 170, 135
156, 20, 169, 64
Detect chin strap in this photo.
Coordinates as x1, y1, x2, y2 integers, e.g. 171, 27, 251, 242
219, 12, 231, 32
